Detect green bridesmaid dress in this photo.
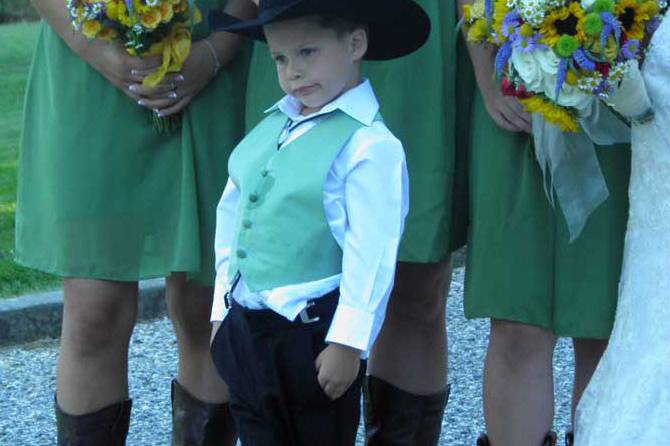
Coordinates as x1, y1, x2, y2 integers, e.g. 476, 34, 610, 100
464, 89, 631, 339
243, 0, 475, 263
15, 0, 249, 284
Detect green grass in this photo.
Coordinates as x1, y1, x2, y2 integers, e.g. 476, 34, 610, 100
0, 0, 38, 23
0, 21, 62, 298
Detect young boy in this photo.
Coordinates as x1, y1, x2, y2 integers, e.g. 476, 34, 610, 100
207, 1, 430, 444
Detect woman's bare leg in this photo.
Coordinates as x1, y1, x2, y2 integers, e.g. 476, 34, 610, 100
484, 320, 557, 446
57, 279, 138, 414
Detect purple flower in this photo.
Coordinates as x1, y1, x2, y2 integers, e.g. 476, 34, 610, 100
622, 40, 640, 59
647, 17, 662, 33
96, 2, 107, 17
594, 80, 611, 97
512, 30, 547, 53
485, 0, 494, 23
600, 12, 622, 49
495, 41, 513, 76
573, 48, 597, 71
502, 11, 522, 37
555, 58, 569, 100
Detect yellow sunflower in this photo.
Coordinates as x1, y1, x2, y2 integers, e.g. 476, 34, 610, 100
159, 2, 174, 23
467, 18, 490, 42
492, 0, 510, 40
615, 0, 658, 41
140, 8, 162, 29
97, 26, 119, 41
519, 96, 580, 132
81, 20, 102, 39
540, 2, 587, 47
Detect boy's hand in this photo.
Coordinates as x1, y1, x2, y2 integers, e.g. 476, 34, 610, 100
315, 343, 362, 400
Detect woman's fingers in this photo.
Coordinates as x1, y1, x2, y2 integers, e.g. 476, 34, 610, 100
128, 82, 178, 97
137, 96, 176, 111
155, 95, 193, 117
501, 98, 532, 133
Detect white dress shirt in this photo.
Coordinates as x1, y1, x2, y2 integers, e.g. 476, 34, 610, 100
211, 79, 409, 357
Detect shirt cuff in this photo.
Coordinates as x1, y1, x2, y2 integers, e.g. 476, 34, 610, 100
210, 280, 229, 322
325, 303, 375, 356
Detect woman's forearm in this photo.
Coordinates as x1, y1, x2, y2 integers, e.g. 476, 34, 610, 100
30, 0, 105, 58
457, 0, 497, 95
207, 0, 257, 67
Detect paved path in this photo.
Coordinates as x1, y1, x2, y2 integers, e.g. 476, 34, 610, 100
0, 268, 575, 445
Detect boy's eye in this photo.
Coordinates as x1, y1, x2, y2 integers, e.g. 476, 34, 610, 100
299, 48, 316, 57
274, 55, 287, 65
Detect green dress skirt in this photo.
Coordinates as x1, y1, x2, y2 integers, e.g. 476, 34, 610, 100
15, 0, 249, 285
243, 0, 475, 263
464, 89, 631, 339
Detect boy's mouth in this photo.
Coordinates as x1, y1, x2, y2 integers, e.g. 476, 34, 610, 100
293, 85, 318, 96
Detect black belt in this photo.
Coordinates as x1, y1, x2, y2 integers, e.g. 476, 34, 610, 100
230, 288, 339, 328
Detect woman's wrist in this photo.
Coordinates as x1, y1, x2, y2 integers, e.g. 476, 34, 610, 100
202, 38, 222, 77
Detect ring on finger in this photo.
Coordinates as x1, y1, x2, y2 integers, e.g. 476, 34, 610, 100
169, 90, 178, 100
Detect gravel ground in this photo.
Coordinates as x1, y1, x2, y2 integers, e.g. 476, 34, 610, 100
0, 268, 574, 445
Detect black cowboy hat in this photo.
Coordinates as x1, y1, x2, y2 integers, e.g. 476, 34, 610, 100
208, 0, 431, 61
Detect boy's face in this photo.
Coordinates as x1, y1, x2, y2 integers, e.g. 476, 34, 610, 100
264, 16, 367, 114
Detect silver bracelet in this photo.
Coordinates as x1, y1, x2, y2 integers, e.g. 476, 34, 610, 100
203, 38, 221, 77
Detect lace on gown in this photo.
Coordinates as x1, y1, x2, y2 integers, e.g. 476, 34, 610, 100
575, 13, 670, 444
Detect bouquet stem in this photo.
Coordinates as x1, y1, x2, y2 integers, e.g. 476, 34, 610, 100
150, 111, 182, 135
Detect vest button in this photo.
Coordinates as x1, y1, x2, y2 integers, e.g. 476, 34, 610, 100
249, 194, 259, 203
261, 169, 269, 177
242, 220, 252, 229
236, 249, 247, 259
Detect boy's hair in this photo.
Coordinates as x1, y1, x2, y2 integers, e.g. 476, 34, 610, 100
316, 14, 368, 38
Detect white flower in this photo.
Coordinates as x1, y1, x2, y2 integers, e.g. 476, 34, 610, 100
535, 48, 562, 75
543, 74, 593, 110
511, 48, 545, 92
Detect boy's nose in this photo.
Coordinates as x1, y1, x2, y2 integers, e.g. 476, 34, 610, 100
287, 62, 303, 80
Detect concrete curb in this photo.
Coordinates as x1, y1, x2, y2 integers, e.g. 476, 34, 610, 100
0, 248, 466, 347
0, 279, 166, 347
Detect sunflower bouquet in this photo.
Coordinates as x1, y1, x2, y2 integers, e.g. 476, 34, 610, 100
464, 0, 665, 132
464, 0, 666, 240
66, 0, 202, 133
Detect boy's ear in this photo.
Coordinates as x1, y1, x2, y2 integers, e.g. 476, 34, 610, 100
349, 27, 368, 61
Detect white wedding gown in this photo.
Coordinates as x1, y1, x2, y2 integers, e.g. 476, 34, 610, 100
575, 14, 670, 444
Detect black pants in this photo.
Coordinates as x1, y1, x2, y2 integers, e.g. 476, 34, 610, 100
211, 291, 365, 446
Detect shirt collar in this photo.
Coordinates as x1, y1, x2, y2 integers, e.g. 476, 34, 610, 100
264, 79, 380, 126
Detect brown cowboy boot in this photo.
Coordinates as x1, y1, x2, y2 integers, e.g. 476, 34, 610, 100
364, 375, 450, 446
476, 431, 557, 446
170, 379, 237, 446
55, 397, 132, 446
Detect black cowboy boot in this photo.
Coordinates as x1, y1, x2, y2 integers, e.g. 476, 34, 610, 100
170, 379, 237, 446
544, 431, 558, 445
364, 375, 450, 446
476, 433, 491, 446
565, 431, 574, 446
476, 431, 557, 446
55, 397, 132, 446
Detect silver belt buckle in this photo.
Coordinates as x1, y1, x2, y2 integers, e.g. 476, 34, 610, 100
298, 302, 320, 324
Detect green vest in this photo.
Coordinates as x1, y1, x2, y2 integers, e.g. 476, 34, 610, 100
228, 110, 365, 292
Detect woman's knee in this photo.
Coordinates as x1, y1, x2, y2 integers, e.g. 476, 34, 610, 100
166, 275, 213, 345
62, 279, 138, 357
489, 320, 557, 367
386, 260, 452, 326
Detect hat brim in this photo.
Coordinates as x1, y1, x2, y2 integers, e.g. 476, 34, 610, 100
208, 0, 431, 61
